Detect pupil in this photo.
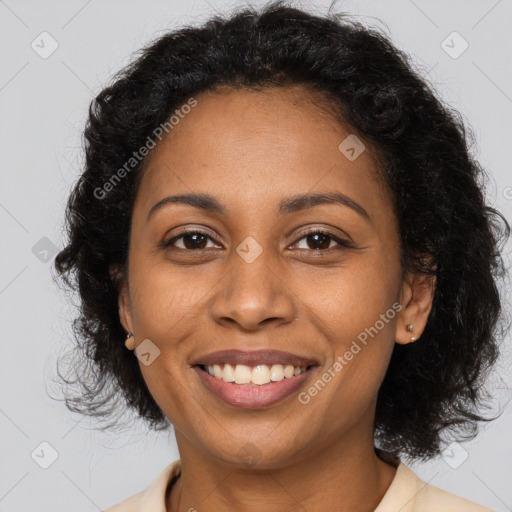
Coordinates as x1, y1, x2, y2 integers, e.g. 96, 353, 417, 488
184, 233, 207, 249
308, 233, 329, 250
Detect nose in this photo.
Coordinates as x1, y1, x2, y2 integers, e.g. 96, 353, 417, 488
209, 250, 296, 331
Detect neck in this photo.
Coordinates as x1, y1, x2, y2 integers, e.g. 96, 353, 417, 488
166, 413, 398, 512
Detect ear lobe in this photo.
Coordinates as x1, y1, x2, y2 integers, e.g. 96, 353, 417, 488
110, 264, 133, 334
118, 281, 134, 334
395, 271, 436, 345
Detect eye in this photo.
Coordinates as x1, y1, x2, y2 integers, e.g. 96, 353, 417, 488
161, 228, 221, 250
160, 228, 354, 252
292, 229, 354, 252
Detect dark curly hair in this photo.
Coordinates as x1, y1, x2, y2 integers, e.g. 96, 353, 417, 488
52, 0, 511, 462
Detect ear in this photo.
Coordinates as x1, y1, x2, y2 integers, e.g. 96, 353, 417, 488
110, 264, 134, 335
395, 268, 436, 345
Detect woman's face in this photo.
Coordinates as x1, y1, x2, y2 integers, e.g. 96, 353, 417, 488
119, 85, 433, 467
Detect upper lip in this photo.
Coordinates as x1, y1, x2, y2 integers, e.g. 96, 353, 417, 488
192, 349, 319, 368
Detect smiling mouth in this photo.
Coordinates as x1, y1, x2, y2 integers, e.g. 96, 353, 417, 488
193, 362, 318, 409
195, 363, 317, 386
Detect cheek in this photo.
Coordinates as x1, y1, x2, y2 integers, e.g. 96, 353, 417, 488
127, 255, 217, 399
128, 253, 212, 335
296, 258, 398, 399
300, 257, 397, 340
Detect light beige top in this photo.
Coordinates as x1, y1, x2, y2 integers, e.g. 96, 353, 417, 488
103, 459, 495, 512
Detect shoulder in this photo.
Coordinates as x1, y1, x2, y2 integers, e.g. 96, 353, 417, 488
104, 492, 141, 512
402, 464, 496, 512
415, 479, 496, 512
376, 461, 495, 512
103, 459, 182, 512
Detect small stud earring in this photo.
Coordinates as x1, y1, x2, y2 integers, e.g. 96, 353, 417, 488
406, 324, 418, 343
125, 332, 135, 350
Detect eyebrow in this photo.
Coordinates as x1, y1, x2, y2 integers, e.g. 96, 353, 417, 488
146, 192, 371, 223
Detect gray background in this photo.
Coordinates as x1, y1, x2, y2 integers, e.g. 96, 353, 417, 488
1, 0, 511, 510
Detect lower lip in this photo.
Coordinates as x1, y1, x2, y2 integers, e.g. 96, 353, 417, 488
193, 366, 316, 409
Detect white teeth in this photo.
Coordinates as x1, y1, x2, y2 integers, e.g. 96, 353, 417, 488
222, 363, 235, 382
204, 363, 309, 385
234, 364, 252, 384
284, 365, 295, 378
213, 364, 223, 379
270, 364, 284, 381
252, 365, 271, 385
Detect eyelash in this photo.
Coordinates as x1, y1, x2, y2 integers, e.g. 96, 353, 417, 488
160, 227, 355, 253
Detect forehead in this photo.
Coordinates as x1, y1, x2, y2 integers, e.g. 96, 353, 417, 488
134, 85, 391, 219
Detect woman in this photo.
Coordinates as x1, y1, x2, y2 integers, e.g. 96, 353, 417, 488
53, 1, 510, 511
